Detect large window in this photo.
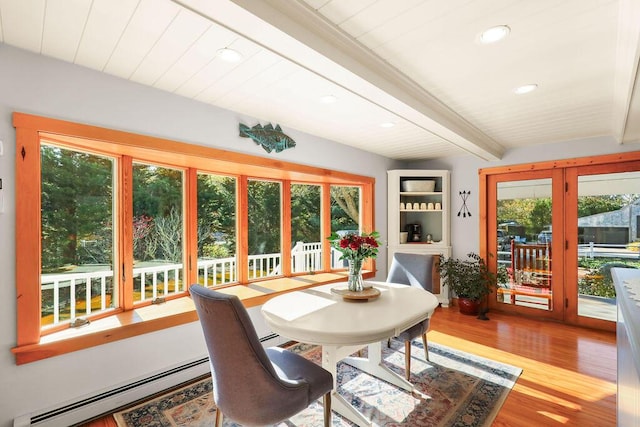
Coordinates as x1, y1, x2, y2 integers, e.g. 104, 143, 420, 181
40, 144, 116, 327
291, 184, 322, 273
132, 163, 185, 303
197, 173, 237, 286
14, 113, 375, 363
330, 185, 361, 268
247, 179, 282, 278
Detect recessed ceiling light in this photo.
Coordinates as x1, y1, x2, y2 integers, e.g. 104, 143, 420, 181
478, 25, 510, 44
380, 122, 395, 128
320, 95, 338, 104
514, 84, 538, 95
216, 47, 243, 62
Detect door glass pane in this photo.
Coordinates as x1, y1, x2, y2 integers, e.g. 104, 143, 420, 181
330, 185, 361, 268
132, 163, 184, 302
291, 184, 322, 273
577, 172, 640, 321
496, 179, 553, 311
197, 173, 237, 286
248, 180, 281, 278
41, 144, 116, 326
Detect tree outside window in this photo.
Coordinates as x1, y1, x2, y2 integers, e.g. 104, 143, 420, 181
197, 173, 237, 285
40, 144, 115, 326
132, 163, 184, 302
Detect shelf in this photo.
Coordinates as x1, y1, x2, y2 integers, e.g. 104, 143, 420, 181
400, 192, 442, 196
398, 242, 444, 246
388, 169, 451, 307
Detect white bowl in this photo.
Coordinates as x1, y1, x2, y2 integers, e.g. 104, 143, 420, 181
402, 180, 435, 192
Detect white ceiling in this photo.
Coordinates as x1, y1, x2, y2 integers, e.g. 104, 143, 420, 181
1, 0, 639, 161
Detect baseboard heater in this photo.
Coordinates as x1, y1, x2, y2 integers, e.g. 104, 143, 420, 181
13, 333, 281, 427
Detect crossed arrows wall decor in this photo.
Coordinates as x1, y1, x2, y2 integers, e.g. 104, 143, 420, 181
458, 190, 471, 218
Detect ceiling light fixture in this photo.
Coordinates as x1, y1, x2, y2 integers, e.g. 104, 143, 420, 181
380, 122, 395, 128
478, 25, 510, 44
216, 47, 243, 62
320, 95, 338, 104
514, 84, 538, 95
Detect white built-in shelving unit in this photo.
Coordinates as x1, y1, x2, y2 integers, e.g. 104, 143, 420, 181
387, 169, 451, 306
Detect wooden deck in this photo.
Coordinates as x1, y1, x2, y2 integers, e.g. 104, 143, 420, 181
80, 306, 616, 427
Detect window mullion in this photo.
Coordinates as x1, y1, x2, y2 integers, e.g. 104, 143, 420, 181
121, 156, 134, 310
186, 169, 198, 288
282, 180, 292, 276
237, 176, 249, 283
322, 183, 332, 271
361, 182, 375, 272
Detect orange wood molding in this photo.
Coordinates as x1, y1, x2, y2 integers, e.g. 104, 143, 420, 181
479, 151, 640, 176
11, 272, 372, 365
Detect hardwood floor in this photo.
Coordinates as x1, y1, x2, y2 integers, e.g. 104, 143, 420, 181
83, 306, 616, 427
430, 308, 616, 427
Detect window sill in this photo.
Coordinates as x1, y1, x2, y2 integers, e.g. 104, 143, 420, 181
12, 271, 371, 365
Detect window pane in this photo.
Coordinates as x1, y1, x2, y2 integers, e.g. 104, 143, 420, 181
41, 144, 116, 326
291, 184, 322, 273
197, 173, 237, 286
248, 180, 281, 278
330, 185, 360, 268
496, 179, 553, 311
576, 172, 640, 321
132, 163, 184, 302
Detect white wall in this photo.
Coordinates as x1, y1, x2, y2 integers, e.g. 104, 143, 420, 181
411, 137, 640, 259
0, 44, 400, 426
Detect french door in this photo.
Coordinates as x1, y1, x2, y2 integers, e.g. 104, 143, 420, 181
565, 163, 640, 329
486, 169, 564, 321
482, 155, 640, 330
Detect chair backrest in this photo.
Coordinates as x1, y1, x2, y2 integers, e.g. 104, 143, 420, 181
511, 241, 551, 272
510, 241, 552, 287
386, 252, 439, 292
189, 284, 306, 425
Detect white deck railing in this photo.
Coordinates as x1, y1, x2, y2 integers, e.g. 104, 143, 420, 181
42, 243, 346, 325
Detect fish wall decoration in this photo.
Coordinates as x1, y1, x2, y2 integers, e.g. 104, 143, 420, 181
239, 123, 296, 153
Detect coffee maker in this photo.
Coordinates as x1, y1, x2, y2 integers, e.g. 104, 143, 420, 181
406, 224, 422, 242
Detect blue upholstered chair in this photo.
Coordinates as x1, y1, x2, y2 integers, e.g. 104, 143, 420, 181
189, 284, 333, 427
386, 252, 438, 380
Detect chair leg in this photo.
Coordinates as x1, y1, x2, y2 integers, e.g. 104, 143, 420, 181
422, 333, 429, 361
387, 337, 391, 348
405, 340, 412, 381
323, 392, 332, 427
214, 407, 223, 427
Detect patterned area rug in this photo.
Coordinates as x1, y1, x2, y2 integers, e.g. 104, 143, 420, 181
113, 340, 521, 426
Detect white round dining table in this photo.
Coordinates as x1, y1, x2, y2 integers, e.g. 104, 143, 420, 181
261, 281, 439, 427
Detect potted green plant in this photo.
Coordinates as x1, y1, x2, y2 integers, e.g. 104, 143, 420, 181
438, 252, 504, 315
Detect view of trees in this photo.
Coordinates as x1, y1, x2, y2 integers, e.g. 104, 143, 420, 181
42, 146, 364, 275
248, 180, 281, 255
331, 186, 360, 233
498, 195, 638, 242
133, 163, 184, 265
291, 184, 321, 244
41, 145, 114, 273
498, 198, 550, 241
197, 174, 236, 259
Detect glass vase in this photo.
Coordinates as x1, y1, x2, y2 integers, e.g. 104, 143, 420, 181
347, 258, 364, 292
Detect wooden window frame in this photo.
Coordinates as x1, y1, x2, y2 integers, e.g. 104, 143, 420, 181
13, 112, 375, 364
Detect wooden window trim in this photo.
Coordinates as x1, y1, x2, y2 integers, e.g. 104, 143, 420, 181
11, 272, 374, 365
13, 112, 376, 364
